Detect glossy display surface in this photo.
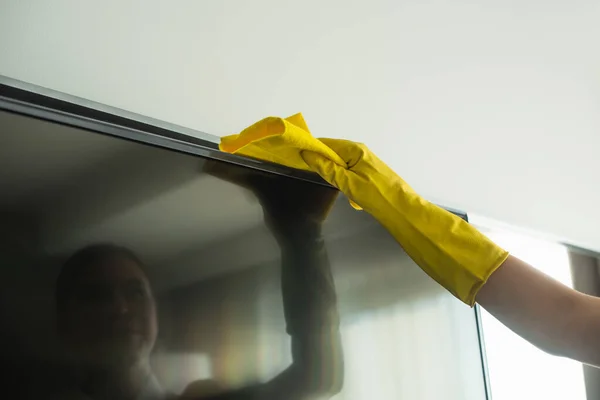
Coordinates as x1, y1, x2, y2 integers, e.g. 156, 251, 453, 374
0, 108, 486, 399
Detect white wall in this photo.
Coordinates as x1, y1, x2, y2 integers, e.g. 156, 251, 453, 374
1, 0, 600, 251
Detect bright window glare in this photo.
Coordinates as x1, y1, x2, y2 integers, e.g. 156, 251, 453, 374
477, 227, 586, 400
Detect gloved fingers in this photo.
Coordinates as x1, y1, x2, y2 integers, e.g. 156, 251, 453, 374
317, 138, 368, 169
302, 150, 364, 211
301, 150, 351, 190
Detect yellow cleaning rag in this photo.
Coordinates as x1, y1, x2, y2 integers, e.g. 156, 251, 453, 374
220, 113, 361, 209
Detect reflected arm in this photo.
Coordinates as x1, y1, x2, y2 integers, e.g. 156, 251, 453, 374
262, 222, 344, 399
186, 223, 344, 400
182, 172, 343, 400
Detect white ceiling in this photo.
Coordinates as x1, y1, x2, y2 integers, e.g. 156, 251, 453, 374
1, 1, 599, 251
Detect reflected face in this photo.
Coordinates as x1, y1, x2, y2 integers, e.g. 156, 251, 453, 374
59, 257, 158, 368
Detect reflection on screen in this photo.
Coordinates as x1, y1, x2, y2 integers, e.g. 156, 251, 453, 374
0, 110, 486, 399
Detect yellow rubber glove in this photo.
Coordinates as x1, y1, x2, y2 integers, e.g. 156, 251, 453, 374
220, 113, 361, 210
220, 113, 347, 171
301, 139, 509, 306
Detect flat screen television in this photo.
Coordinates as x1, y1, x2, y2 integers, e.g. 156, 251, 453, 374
0, 77, 490, 400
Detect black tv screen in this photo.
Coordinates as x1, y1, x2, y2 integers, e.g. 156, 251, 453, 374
0, 82, 488, 400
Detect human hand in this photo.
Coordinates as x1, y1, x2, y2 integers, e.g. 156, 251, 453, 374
301, 138, 416, 214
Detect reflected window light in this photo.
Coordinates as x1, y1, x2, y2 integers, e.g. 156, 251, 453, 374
151, 352, 212, 394
339, 312, 397, 400
473, 221, 586, 400
333, 294, 478, 400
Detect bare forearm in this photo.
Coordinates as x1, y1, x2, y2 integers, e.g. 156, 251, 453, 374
477, 255, 600, 366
